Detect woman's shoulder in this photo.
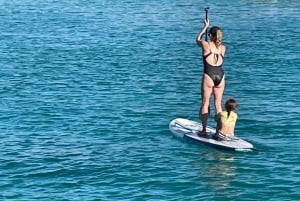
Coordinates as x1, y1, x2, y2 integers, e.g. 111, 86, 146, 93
199, 41, 210, 53
200, 40, 210, 47
221, 44, 226, 53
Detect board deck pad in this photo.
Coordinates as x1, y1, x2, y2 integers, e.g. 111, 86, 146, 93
169, 118, 254, 151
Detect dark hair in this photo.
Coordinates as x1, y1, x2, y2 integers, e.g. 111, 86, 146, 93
209, 26, 222, 47
225, 99, 237, 118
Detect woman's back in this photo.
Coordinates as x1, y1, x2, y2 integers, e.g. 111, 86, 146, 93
202, 41, 225, 67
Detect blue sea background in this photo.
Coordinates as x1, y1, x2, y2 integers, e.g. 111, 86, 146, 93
0, 0, 299, 200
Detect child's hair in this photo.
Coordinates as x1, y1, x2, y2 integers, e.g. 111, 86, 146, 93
209, 26, 222, 47
225, 99, 237, 118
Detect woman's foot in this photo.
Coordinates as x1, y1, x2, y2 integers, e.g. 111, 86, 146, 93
197, 130, 207, 137
212, 133, 220, 141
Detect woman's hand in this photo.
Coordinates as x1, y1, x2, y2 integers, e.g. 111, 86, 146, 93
203, 19, 209, 28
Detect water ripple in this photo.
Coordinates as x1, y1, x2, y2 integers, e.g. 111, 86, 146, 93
0, 0, 300, 200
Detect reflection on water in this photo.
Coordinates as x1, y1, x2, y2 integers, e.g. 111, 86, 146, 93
197, 151, 237, 192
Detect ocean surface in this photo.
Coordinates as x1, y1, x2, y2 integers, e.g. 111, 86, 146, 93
0, 0, 299, 200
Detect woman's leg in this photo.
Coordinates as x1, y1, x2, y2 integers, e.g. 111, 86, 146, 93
211, 77, 224, 140
199, 74, 214, 133
213, 77, 225, 115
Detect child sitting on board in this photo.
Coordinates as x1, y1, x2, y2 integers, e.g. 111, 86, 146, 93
213, 98, 238, 141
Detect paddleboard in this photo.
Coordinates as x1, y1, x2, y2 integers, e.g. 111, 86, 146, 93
169, 118, 254, 151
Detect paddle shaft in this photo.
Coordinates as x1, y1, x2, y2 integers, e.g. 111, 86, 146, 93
205, 7, 209, 41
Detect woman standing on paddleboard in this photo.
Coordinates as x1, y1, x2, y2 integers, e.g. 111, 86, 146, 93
196, 17, 226, 135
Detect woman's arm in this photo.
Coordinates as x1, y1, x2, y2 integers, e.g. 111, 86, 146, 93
196, 19, 209, 46
221, 45, 226, 57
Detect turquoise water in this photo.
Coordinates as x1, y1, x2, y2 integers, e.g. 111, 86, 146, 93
0, 0, 300, 200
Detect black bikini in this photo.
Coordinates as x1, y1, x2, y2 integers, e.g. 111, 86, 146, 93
202, 50, 224, 86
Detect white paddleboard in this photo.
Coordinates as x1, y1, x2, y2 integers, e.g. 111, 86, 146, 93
169, 118, 254, 151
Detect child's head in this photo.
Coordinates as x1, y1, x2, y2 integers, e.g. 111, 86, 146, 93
225, 99, 237, 111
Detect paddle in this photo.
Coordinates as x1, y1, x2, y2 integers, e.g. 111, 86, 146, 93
204, 7, 209, 41
203, 7, 210, 115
